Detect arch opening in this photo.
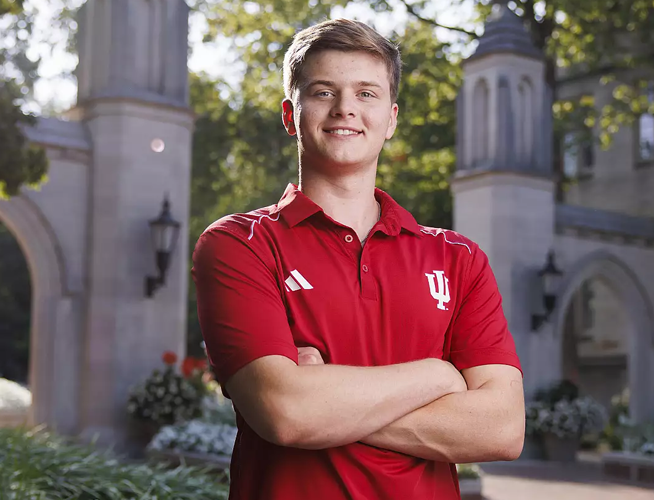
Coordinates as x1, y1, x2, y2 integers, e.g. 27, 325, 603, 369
553, 251, 654, 423
561, 276, 628, 411
0, 221, 32, 386
0, 196, 67, 429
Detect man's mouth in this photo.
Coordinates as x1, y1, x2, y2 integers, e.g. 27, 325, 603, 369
325, 129, 362, 136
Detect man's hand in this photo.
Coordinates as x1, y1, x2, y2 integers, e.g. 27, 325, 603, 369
438, 360, 467, 393
297, 346, 325, 366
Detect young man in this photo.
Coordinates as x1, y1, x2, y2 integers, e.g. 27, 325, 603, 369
193, 18, 524, 500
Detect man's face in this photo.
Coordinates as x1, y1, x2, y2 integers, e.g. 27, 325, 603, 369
282, 50, 398, 173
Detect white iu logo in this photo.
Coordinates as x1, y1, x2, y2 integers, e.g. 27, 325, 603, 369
425, 270, 451, 310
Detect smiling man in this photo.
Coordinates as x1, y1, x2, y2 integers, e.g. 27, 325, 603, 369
192, 18, 525, 500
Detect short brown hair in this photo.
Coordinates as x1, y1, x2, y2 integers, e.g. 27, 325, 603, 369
283, 19, 402, 102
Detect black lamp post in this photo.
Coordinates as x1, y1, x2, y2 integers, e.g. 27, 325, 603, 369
145, 195, 180, 298
531, 250, 564, 331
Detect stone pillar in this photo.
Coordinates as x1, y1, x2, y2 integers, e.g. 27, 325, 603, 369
451, 3, 558, 396
74, 0, 194, 449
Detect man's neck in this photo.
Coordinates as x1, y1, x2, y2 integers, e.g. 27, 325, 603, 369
299, 168, 380, 243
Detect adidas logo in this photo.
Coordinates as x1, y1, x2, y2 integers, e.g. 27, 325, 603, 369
284, 269, 313, 292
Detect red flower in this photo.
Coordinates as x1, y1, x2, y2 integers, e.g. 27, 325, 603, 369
182, 357, 209, 378
181, 357, 197, 378
162, 351, 178, 366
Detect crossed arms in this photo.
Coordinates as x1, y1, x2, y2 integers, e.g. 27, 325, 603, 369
194, 229, 525, 464
226, 354, 525, 464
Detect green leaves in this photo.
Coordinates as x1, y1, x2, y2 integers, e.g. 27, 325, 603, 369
0, 427, 229, 499
0, 3, 49, 199
0, 87, 48, 199
0, 0, 24, 16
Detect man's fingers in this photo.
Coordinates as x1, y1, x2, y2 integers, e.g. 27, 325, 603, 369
297, 346, 325, 365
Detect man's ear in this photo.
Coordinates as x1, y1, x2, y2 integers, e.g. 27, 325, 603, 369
282, 99, 297, 136
385, 102, 399, 140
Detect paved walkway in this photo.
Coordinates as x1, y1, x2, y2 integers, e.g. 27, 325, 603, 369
479, 460, 654, 500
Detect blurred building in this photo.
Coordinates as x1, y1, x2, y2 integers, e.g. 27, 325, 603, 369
0, 0, 193, 449
1, 0, 652, 446
454, 3, 654, 421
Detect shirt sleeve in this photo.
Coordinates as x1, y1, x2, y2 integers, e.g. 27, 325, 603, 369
447, 244, 522, 375
192, 227, 299, 391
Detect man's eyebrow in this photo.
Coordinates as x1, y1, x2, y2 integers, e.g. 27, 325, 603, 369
301, 80, 384, 90
303, 80, 335, 89
356, 81, 383, 88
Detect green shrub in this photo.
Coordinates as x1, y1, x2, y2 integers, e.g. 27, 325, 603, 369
601, 388, 630, 451
456, 463, 481, 480
0, 427, 228, 500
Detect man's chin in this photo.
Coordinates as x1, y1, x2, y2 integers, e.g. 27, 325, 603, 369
304, 154, 377, 172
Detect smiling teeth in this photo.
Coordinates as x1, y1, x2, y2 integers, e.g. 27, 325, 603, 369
329, 129, 358, 135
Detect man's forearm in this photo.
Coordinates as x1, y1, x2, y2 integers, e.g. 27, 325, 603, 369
227, 356, 464, 450
360, 378, 525, 463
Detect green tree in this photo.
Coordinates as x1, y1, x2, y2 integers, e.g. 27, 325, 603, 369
184, 1, 463, 350
196, 0, 460, 227
0, 0, 48, 199
186, 0, 654, 348
376, 0, 654, 195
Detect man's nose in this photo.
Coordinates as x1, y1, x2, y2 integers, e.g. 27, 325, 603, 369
330, 94, 357, 118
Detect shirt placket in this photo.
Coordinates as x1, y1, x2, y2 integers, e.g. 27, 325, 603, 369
334, 222, 380, 301
359, 244, 377, 300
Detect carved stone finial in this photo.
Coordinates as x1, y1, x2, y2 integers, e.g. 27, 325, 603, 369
466, 0, 542, 62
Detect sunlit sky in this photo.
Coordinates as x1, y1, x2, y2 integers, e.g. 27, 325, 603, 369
25, 0, 479, 115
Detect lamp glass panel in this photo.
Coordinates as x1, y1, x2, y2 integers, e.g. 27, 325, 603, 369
543, 271, 562, 296
151, 223, 176, 252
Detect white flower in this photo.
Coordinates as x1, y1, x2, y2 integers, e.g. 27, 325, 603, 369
148, 420, 237, 456
0, 378, 32, 410
641, 442, 654, 456
525, 395, 607, 439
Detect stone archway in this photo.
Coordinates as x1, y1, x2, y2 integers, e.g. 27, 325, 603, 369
0, 194, 79, 432
560, 276, 629, 410
552, 250, 654, 423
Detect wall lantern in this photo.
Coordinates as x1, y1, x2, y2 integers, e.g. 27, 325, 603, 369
531, 250, 564, 331
145, 195, 180, 298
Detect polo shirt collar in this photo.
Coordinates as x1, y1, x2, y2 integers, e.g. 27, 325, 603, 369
375, 187, 422, 236
275, 184, 322, 228
275, 183, 422, 237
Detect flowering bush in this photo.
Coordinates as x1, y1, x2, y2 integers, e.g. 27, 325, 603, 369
526, 381, 607, 439
201, 388, 237, 427
618, 420, 654, 456
600, 389, 654, 455
126, 352, 210, 426
529, 397, 607, 439
0, 378, 31, 411
602, 389, 631, 450
641, 441, 654, 456
148, 420, 237, 457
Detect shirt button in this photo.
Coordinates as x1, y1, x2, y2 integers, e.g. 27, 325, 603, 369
362, 264, 369, 273
344, 234, 354, 243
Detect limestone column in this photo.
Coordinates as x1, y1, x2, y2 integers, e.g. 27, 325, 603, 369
451, 2, 558, 396
74, 0, 194, 449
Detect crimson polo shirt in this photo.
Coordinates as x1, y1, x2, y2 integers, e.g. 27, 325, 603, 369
192, 183, 521, 500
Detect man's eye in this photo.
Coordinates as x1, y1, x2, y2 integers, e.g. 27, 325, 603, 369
316, 91, 332, 97
360, 91, 374, 98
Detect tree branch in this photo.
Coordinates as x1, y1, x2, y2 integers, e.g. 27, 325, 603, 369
399, 0, 478, 38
